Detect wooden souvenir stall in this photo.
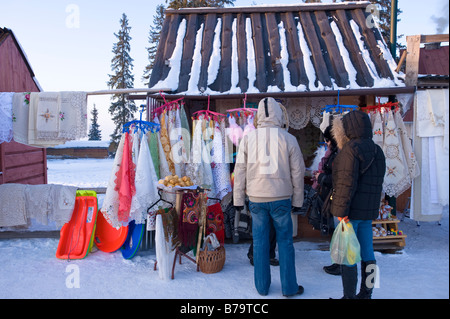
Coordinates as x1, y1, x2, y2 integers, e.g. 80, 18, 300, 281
142, 2, 417, 243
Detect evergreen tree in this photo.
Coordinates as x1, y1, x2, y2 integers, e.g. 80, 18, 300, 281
143, 4, 165, 85
372, 0, 404, 54
108, 13, 136, 143
88, 104, 102, 140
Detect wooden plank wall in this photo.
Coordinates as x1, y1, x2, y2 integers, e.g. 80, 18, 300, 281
0, 32, 46, 185
0, 35, 40, 92
0, 141, 47, 185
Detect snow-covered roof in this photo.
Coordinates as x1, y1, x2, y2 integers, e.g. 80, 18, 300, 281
149, 1, 404, 95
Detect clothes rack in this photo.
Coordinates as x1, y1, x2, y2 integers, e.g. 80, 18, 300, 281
151, 187, 209, 279
122, 105, 161, 134
323, 90, 358, 114
151, 91, 185, 117
86, 88, 171, 96
360, 101, 399, 112
192, 95, 225, 120
147, 189, 174, 212
226, 94, 258, 116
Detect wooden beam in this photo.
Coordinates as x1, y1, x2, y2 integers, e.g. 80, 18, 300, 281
396, 49, 407, 73
178, 13, 198, 93
165, 2, 371, 15
405, 35, 421, 86
198, 13, 217, 92
282, 11, 309, 88
420, 34, 449, 44
148, 86, 416, 100
334, 9, 374, 87
265, 12, 284, 91
236, 13, 248, 93
315, 10, 349, 88
251, 12, 267, 92
299, 11, 332, 88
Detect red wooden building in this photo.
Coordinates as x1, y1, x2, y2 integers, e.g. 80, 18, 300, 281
0, 28, 47, 185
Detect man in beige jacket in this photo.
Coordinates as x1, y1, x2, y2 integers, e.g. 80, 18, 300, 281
233, 97, 305, 297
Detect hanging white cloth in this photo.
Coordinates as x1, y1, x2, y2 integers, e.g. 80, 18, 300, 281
371, 110, 384, 148
211, 121, 232, 200
35, 92, 60, 140
0, 183, 27, 227
129, 134, 159, 224
185, 118, 204, 186
0, 92, 14, 144
27, 93, 61, 147
416, 90, 445, 138
58, 91, 88, 140
12, 93, 30, 145
431, 135, 449, 206
100, 133, 126, 229
155, 213, 176, 281
411, 90, 448, 222
394, 110, 420, 181
319, 111, 331, 133
382, 109, 411, 198
243, 114, 255, 137
169, 107, 184, 177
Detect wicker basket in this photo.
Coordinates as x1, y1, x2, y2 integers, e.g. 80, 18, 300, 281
197, 245, 226, 274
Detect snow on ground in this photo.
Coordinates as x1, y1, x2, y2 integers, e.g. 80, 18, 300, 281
0, 158, 448, 300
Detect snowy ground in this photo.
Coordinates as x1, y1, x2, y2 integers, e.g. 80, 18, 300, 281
0, 158, 448, 300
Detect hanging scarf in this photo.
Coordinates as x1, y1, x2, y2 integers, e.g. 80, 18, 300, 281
101, 133, 126, 228
185, 118, 204, 186
12, 93, 30, 145
206, 203, 225, 245
159, 207, 180, 249
227, 115, 243, 146
129, 133, 159, 225
382, 109, 410, 198
160, 111, 175, 174
115, 132, 136, 224
179, 104, 191, 156
0, 92, 14, 144
155, 208, 176, 281
147, 131, 161, 180
179, 191, 201, 248
371, 110, 384, 148
211, 121, 232, 200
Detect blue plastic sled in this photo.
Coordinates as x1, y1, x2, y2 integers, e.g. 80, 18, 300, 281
121, 220, 145, 259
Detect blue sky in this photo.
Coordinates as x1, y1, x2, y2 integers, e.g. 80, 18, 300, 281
1, 0, 448, 139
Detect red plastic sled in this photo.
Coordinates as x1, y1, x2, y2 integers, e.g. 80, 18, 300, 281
56, 196, 98, 259
94, 210, 128, 253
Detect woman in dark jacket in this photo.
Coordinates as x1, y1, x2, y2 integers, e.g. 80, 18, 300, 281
331, 110, 386, 299
315, 125, 340, 275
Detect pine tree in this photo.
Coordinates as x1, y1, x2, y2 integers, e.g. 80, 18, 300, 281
88, 104, 102, 140
368, 0, 405, 54
108, 13, 136, 143
143, 4, 165, 85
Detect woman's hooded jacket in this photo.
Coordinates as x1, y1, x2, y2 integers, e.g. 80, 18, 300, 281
331, 110, 386, 220
233, 97, 305, 208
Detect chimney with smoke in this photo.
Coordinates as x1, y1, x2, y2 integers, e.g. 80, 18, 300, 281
430, 0, 449, 34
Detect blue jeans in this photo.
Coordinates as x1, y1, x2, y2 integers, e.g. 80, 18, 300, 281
249, 199, 298, 296
348, 219, 376, 266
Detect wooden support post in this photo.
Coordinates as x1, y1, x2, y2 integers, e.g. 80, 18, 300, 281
405, 35, 421, 87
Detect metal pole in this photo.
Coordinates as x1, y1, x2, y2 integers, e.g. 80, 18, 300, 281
390, 0, 398, 59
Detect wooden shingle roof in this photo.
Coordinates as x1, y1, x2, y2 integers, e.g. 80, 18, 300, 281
149, 1, 405, 95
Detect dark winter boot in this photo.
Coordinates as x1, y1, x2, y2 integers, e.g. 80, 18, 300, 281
357, 260, 377, 299
323, 263, 341, 275
340, 265, 358, 299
